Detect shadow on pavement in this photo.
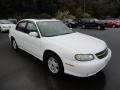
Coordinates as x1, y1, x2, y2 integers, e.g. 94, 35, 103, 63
44, 69, 106, 90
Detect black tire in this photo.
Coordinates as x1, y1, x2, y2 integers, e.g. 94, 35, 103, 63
68, 24, 72, 28
11, 39, 18, 50
97, 25, 102, 30
112, 25, 116, 28
0, 28, 2, 32
82, 25, 86, 29
45, 53, 64, 76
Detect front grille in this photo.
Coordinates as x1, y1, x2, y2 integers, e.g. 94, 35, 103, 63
96, 48, 108, 59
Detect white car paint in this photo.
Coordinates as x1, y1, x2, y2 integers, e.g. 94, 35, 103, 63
9, 19, 112, 77
0, 22, 16, 32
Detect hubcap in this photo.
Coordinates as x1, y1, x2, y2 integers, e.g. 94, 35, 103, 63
82, 25, 85, 29
98, 26, 101, 29
113, 25, 115, 28
13, 40, 17, 49
48, 57, 59, 74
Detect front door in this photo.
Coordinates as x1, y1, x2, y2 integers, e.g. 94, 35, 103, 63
24, 22, 43, 60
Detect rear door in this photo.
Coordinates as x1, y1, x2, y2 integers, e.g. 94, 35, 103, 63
89, 19, 97, 27
14, 21, 28, 49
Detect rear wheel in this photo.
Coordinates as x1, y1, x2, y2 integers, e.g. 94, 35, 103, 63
82, 25, 86, 29
68, 24, 72, 28
0, 28, 2, 32
11, 39, 18, 50
112, 25, 116, 28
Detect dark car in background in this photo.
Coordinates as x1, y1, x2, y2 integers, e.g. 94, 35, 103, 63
77, 18, 106, 30
62, 19, 78, 28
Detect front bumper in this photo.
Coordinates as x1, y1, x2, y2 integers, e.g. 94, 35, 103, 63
63, 48, 112, 77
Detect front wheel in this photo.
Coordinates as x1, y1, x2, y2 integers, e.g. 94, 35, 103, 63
46, 54, 64, 76
97, 25, 102, 30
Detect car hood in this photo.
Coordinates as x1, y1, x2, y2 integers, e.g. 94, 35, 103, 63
46, 32, 107, 54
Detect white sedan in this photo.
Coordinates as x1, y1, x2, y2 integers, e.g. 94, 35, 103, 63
0, 20, 16, 32
9, 19, 112, 77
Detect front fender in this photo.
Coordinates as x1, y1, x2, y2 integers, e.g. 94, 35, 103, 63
41, 40, 76, 62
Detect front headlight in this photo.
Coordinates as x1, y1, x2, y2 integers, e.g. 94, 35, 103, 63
75, 54, 94, 61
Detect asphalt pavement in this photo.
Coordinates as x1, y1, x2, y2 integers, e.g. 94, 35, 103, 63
0, 28, 120, 90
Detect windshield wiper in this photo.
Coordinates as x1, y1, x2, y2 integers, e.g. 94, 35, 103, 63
59, 32, 74, 36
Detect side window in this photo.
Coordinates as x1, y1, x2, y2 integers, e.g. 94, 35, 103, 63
90, 19, 94, 23
16, 21, 26, 32
84, 19, 89, 23
81, 19, 88, 23
80, 19, 84, 22
26, 22, 38, 33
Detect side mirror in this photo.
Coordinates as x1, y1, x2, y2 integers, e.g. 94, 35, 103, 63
29, 32, 38, 37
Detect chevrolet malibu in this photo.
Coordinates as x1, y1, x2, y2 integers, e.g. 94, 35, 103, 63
9, 19, 112, 77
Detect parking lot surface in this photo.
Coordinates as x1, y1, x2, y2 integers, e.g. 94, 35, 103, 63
0, 28, 120, 90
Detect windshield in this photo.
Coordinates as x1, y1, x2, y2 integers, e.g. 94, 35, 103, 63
0, 20, 13, 24
37, 21, 74, 37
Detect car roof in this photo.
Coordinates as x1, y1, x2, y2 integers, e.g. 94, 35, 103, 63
80, 18, 96, 19
21, 19, 60, 22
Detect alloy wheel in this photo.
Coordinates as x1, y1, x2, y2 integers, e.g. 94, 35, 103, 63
48, 57, 59, 74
